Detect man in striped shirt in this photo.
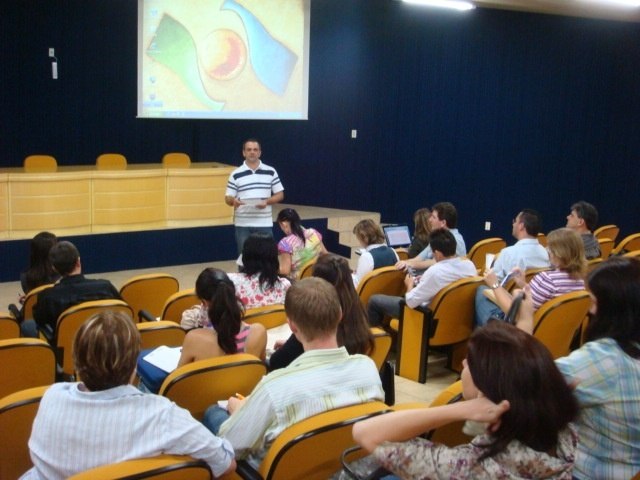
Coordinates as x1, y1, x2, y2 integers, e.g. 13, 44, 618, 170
225, 139, 284, 254
202, 277, 384, 468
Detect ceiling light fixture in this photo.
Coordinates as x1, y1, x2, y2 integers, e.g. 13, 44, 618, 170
402, 0, 476, 11
578, 0, 640, 7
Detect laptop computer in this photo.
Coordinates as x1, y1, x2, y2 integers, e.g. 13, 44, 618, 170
382, 224, 412, 248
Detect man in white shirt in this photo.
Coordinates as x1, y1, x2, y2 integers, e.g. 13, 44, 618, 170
368, 228, 477, 326
202, 277, 384, 468
225, 139, 285, 254
474, 209, 550, 327
23, 311, 235, 480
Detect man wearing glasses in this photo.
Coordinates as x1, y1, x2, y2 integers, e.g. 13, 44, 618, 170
474, 209, 550, 327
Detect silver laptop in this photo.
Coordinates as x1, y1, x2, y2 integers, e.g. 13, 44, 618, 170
382, 224, 412, 248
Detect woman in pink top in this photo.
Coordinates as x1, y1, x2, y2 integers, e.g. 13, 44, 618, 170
485, 228, 586, 315
276, 208, 327, 280
178, 268, 266, 365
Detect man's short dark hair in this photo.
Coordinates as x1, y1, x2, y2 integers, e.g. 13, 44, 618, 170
285, 277, 341, 342
571, 201, 598, 232
432, 202, 458, 228
49, 241, 80, 276
428, 228, 457, 257
243, 138, 261, 150
518, 209, 542, 236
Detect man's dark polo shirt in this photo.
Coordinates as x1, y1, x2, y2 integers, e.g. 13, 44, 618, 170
33, 274, 121, 333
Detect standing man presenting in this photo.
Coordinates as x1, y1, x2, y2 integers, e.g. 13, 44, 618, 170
225, 139, 284, 254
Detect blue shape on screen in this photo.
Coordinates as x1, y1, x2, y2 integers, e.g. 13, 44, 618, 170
221, 0, 298, 96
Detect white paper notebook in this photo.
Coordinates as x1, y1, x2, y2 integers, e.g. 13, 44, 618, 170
143, 346, 182, 373
266, 323, 292, 353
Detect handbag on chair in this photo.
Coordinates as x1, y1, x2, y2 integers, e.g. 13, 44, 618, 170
339, 446, 392, 480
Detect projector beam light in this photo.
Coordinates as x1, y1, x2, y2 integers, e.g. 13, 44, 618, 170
402, 0, 475, 11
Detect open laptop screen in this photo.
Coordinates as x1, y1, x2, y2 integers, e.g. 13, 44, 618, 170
383, 224, 412, 248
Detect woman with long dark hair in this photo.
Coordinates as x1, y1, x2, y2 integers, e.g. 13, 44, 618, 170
269, 254, 373, 370
178, 268, 266, 365
276, 208, 327, 279
352, 321, 578, 478
518, 256, 640, 478
229, 233, 290, 308
138, 268, 267, 393
10, 231, 59, 321
21, 231, 59, 294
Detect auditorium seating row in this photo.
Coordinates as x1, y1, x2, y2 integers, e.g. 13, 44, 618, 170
0, 361, 466, 480
0, 289, 399, 478
4, 229, 639, 383
2, 232, 638, 478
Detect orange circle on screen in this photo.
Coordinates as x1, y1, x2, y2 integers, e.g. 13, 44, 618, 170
200, 29, 247, 81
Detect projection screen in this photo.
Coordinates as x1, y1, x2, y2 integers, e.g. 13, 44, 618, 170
137, 0, 309, 120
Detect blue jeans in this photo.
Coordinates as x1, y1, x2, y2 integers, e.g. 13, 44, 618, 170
474, 286, 505, 327
235, 226, 274, 255
202, 405, 231, 434
20, 319, 40, 338
367, 294, 403, 327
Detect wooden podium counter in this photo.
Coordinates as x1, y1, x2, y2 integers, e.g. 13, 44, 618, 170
0, 163, 234, 239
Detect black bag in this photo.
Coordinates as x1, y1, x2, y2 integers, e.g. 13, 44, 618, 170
379, 360, 395, 406
340, 446, 392, 480
503, 291, 525, 325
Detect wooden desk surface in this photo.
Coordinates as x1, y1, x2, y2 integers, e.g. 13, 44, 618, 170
0, 162, 235, 239
0, 161, 233, 175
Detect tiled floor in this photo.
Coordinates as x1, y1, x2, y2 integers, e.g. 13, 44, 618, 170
0, 258, 458, 405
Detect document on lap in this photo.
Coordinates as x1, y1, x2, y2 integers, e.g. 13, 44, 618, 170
266, 323, 293, 353
143, 346, 182, 373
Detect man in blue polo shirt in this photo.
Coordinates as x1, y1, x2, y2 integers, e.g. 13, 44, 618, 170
225, 138, 284, 254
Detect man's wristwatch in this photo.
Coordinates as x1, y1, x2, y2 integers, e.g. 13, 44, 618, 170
491, 282, 500, 290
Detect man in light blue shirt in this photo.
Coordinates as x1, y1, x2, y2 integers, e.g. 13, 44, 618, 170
396, 202, 466, 273
474, 209, 550, 326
